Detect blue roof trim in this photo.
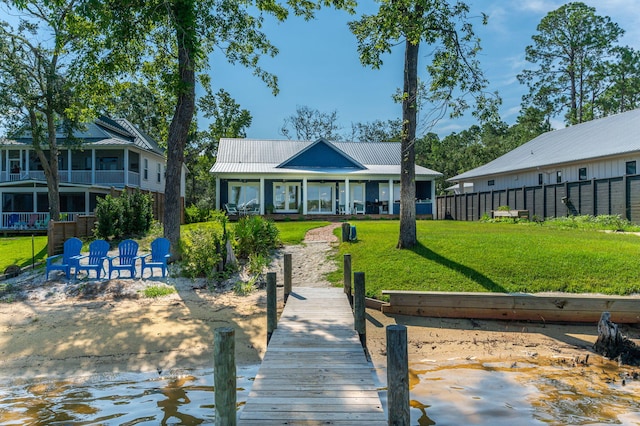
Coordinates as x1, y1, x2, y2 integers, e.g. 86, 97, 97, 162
277, 138, 366, 170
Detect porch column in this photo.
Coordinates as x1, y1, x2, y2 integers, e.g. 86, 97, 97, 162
25, 149, 30, 174
19, 149, 23, 175
91, 149, 96, 185
431, 179, 436, 218
124, 149, 129, 187
388, 179, 394, 214
33, 190, 37, 213
215, 177, 220, 210
302, 178, 308, 215
259, 178, 265, 215
4, 150, 8, 181
85, 192, 90, 214
345, 179, 350, 214
67, 149, 72, 182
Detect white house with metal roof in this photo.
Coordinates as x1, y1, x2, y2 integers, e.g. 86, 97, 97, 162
449, 108, 640, 193
0, 116, 180, 230
210, 138, 441, 216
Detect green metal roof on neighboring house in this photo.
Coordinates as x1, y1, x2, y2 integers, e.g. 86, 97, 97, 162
211, 138, 442, 177
6, 116, 164, 156
450, 108, 640, 182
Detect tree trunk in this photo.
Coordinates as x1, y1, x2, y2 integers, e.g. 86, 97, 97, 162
29, 109, 61, 221
594, 311, 640, 365
163, 0, 196, 258
397, 38, 418, 249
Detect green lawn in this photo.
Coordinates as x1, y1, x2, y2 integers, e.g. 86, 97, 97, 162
0, 236, 48, 272
181, 220, 329, 245
327, 221, 640, 299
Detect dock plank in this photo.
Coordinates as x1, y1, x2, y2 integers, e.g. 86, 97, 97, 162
239, 287, 386, 425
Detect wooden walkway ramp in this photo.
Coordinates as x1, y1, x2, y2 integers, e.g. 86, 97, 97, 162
239, 287, 386, 425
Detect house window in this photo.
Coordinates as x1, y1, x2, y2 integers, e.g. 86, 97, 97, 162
538, 173, 543, 185
488, 180, 495, 186
307, 183, 333, 214
143, 159, 148, 180
626, 161, 637, 175
273, 183, 300, 212
156, 163, 161, 183
556, 171, 562, 183
579, 167, 587, 180
338, 182, 366, 213
229, 182, 259, 209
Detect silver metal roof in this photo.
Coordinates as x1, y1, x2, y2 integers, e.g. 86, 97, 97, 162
450, 108, 640, 181
211, 138, 441, 177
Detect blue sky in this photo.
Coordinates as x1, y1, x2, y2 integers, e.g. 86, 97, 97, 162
204, 1, 640, 140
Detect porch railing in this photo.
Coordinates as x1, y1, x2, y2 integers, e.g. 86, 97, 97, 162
0, 170, 140, 187
0, 212, 81, 230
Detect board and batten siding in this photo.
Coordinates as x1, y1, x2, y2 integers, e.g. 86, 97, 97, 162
467, 155, 640, 193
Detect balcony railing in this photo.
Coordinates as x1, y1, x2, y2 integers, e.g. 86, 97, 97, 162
0, 212, 84, 230
0, 170, 140, 187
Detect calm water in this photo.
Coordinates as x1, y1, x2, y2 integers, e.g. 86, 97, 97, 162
2, 358, 640, 425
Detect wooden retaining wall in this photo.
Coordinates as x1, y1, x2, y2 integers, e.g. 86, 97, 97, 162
47, 216, 97, 257
382, 290, 640, 323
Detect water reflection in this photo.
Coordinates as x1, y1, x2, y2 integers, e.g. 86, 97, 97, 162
0, 366, 257, 425
405, 358, 640, 425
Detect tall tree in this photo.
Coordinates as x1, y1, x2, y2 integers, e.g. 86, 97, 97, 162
90, 0, 355, 254
349, 0, 493, 248
185, 87, 252, 207
348, 118, 402, 142
280, 105, 342, 140
0, 0, 101, 221
595, 46, 640, 117
518, 2, 623, 125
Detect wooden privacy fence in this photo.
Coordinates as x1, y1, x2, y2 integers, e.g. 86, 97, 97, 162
47, 216, 97, 257
437, 174, 640, 223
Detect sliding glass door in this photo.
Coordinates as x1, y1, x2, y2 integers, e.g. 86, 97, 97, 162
306, 183, 334, 214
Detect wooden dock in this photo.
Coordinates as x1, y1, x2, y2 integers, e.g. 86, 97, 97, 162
239, 287, 386, 425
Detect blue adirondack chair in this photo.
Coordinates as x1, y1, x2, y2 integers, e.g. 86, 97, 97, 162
140, 237, 171, 278
107, 239, 139, 279
46, 237, 83, 280
75, 239, 110, 279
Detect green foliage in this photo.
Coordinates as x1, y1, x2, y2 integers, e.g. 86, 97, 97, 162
142, 285, 176, 298
185, 204, 213, 224
180, 226, 224, 280
234, 276, 256, 296
233, 216, 280, 259
497, 205, 511, 211
328, 221, 640, 298
94, 189, 153, 239
518, 2, 624, 124
94, 195, 124, 239
247, 253, 269, 277
542, 215, 640, 232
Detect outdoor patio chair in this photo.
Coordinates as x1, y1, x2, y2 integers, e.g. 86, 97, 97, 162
107, 239, 139, 279
353, 202, 365, 214
75, 239, 109, 279
224, 203, 239, 216
7, 214, 18, 228
140, 237, 171, 278
27, 214, 38, 228
46, 237, 82, 280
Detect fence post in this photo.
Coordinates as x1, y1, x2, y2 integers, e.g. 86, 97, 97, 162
343, 254, 352, 306
353, 271, 366, 349
214, 327, 236, 426
341, 222, 351, 242
284, 253, 292, 303
387, 324, 409, 425
267, 272, 277, 344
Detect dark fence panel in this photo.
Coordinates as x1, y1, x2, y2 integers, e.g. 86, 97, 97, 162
437, 175, 640, 224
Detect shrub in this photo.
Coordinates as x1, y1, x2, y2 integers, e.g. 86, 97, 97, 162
181, 226, 224, 280
95, 194, 123, 239
142, 285, 176, 298
233, 215, 280, 259
94, 189, 153, 239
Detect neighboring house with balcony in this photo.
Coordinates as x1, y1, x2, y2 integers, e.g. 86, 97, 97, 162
0, 116, 179, 230
210, 138, 441, 217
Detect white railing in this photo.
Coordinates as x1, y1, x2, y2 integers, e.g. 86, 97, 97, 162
96, 170, 125, 186
0, 212, 85, 230
128, 171, 140, 186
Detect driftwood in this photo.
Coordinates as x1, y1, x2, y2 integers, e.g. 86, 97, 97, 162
594, 312, 640, 365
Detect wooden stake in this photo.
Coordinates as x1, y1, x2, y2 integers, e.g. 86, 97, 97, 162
354, 271, 366, 349
387, 324, 409, 425
267, 272, 277, 344
214, 327, 236, 426
284, 253, 292, 303
343, 254, 352, 306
